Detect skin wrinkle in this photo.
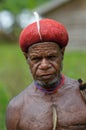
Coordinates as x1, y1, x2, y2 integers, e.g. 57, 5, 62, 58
27, 42, 63, 87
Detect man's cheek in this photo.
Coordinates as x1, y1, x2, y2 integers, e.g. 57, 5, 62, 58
30, 66, 37, 78
54, 65, 62, 74
52, 62, 60, 70
29, 62, 35, 71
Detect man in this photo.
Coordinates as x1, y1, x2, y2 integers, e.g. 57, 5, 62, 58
6, 18, 86, 130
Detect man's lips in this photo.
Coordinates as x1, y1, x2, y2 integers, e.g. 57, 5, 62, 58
38, 74, 54, 80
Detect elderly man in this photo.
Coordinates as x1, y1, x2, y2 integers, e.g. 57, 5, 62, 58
6, 18, 86, 130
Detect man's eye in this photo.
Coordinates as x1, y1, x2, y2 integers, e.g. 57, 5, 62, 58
48, 56, 57, 60
31, 57, 41, 61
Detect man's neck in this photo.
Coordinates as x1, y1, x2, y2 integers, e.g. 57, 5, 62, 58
34, 75, 65, 94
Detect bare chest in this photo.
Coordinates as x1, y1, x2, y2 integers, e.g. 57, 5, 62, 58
19, 93, 86, 130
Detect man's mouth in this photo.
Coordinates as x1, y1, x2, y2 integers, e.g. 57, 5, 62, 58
41, 74, 51, 78
39, 74, 54, 80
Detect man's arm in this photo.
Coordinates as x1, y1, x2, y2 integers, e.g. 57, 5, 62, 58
6, 98, 20, 130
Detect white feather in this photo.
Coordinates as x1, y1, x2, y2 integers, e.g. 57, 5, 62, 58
34, 11, 42, 40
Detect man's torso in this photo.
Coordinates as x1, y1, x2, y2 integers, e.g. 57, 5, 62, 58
11, 76, 86, 130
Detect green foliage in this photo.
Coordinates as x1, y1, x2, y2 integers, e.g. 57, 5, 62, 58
0, 43, 33, 96
63, 50, 86, 81
0, 0, 28, 14
28, 0, 51, 10
0, 0, 51, 14
0, 83, 10, 130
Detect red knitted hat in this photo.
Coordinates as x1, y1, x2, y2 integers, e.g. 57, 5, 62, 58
19, 18, 69, 52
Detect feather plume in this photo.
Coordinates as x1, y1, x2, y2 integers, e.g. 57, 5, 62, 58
34, 11, 42, 40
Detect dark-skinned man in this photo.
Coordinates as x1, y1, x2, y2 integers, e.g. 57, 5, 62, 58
6, 18, 86, 130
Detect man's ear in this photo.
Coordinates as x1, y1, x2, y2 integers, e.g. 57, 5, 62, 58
60, 47, 65, 60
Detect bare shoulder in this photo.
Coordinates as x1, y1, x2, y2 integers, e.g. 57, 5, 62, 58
6, 83, 34, 130
64, 76, 86, 104
64, 76, 80, 90
7, 83, 34, 111
6, 90, 23, 130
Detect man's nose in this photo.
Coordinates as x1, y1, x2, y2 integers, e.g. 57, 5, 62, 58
40, 58, 50, 70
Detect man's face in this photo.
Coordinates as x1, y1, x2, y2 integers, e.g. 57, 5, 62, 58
27, 42, 64, 85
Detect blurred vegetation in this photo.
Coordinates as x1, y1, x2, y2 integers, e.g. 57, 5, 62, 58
63, 50, 86, 81
0, 0, 51, 14
0, 43, 33, 96
0, 0, 52, 43
0, 83, 10, 130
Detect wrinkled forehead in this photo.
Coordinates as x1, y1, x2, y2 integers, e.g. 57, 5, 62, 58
28, 42, 61, 54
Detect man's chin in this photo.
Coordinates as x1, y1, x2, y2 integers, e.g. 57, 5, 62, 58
35, 77, 59, 87
36, 77, 53, 84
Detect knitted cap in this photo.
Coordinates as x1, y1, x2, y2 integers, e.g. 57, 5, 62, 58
19, 18, 69, 52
